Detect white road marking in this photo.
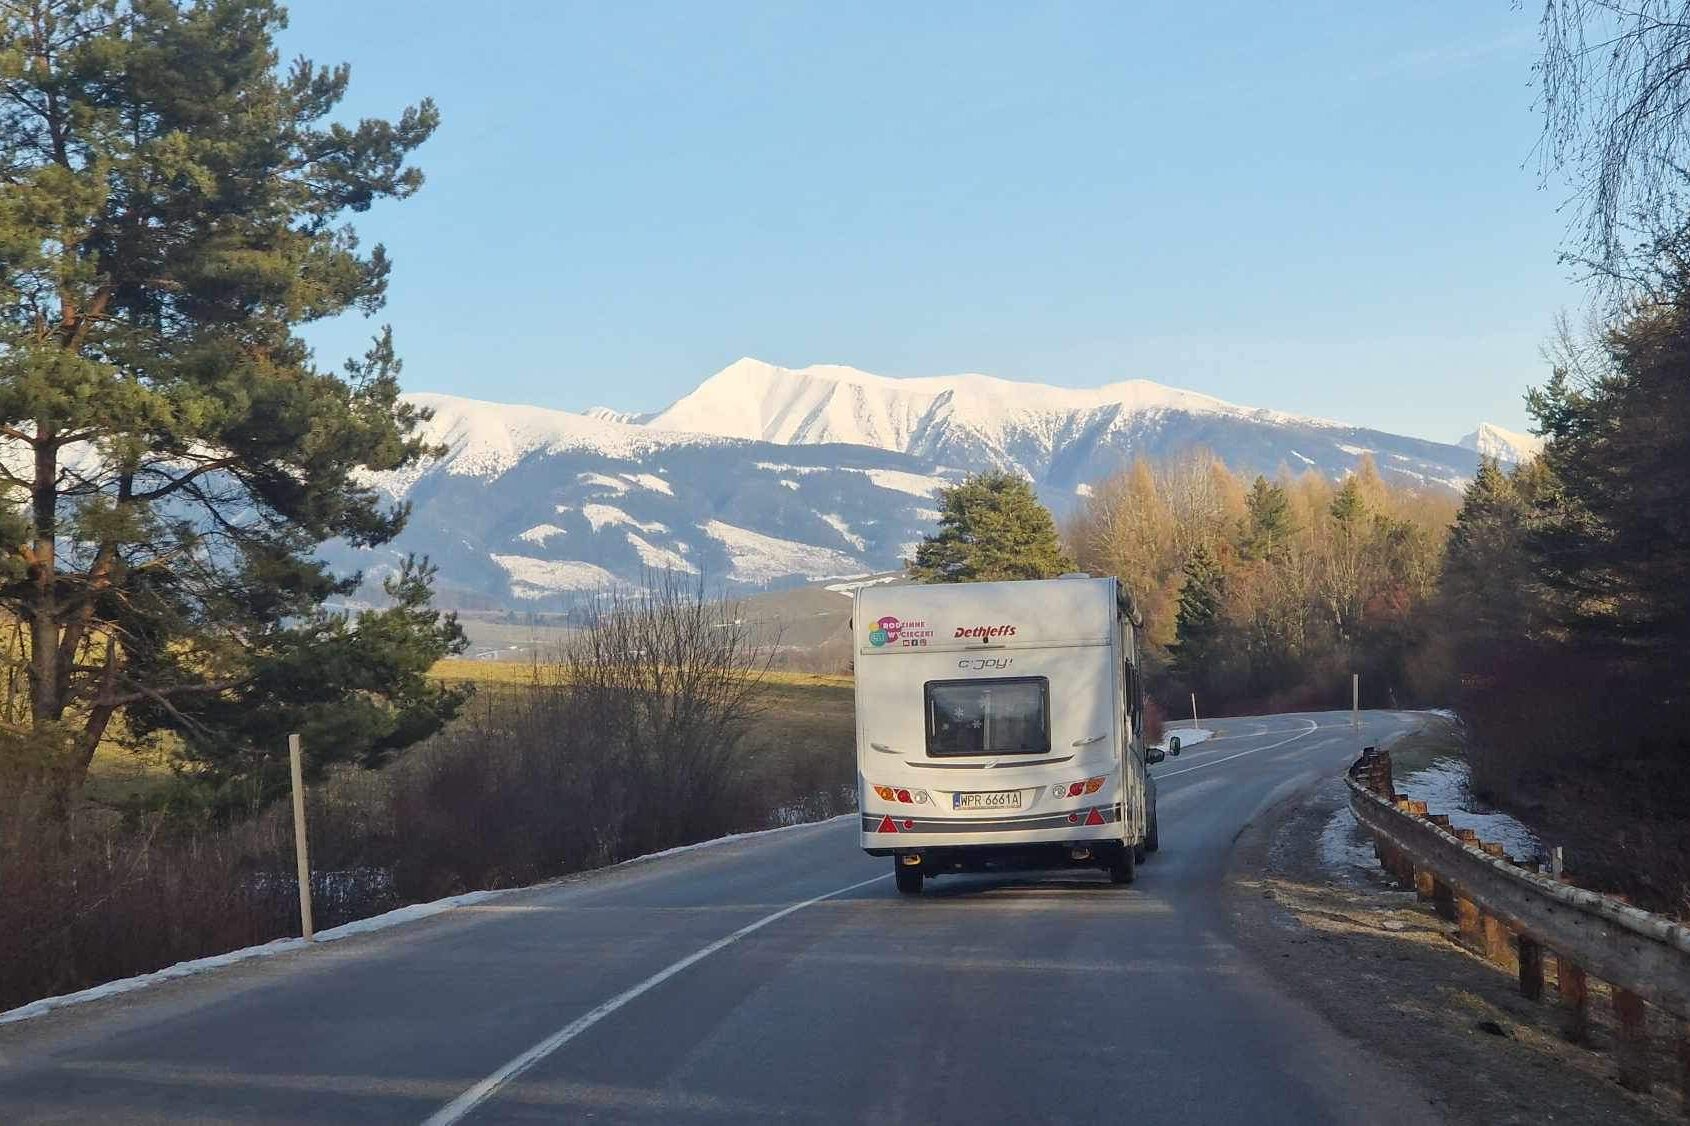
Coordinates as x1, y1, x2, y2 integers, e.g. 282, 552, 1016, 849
421, 872, 891, 1125
1156, 719, 1321, 779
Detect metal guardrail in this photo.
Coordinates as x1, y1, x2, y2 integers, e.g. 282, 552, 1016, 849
1346, 746, 1690, 1102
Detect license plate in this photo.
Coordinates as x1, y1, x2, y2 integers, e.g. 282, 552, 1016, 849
953, 789, 1023, 811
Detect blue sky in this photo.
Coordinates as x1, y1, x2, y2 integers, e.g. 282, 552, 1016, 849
282, 2, 1580, 442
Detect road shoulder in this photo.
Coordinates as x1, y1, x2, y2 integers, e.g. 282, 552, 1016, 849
1226, 773, 1679, 1126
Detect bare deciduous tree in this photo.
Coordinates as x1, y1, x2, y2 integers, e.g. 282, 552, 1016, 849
1538, 1, 1690, 289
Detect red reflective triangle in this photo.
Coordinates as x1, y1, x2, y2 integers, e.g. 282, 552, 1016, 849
1085, 807, 1105, 826
877, 815, 898, 834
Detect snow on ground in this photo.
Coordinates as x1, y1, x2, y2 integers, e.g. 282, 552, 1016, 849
1074, 482, 1094, 497
0, 813, 857, 1029
754, 461, 824, 474
620, 471, 674, 496
491, 554, 618, 597
853, 467, 948, 498
825, 574, 900, 596
625, 532, 698, 574
576, 471, 629, 493
517, 523, 567, 545
700, 520, 864, 583
1155, 727, 1213, 751
820, 513, 867, 551
1337, 443, 1373, 457
582, 503, 667, 534
1289, 450, 1315, 466
1394, 759, 1543, 862
1319, 806, 1382, 876
914, 508, 941, 523
780, 480, 799, 490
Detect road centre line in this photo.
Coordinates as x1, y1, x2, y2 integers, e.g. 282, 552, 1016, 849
420, 872, 891, 1126
1155, 720, 1321, 780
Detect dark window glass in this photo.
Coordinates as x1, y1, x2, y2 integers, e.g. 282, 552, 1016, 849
924, 677, 1050, 757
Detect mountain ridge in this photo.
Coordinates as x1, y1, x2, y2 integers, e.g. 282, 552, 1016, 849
336, 360, 1499, 607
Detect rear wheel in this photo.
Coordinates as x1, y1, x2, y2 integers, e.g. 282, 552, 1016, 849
1108, 844, 1136, 885
894, 863, 924, 895
1145, 807, 1161, 853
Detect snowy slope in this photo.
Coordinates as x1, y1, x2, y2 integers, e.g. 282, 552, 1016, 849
332, 393, 963, 606
1458, 423, 1545, 465
645, 358, 1478, 493
649, 358, 1325, 456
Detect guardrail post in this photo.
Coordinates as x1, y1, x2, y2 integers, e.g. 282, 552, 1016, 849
1413, 865, 1435, 901
1456, 895, 1483, 946
1559, 959, 1590, 1044
1482, 914, 1515, 970
1518, 935, 1544, 1000
1431, 877, 1457, 922
1614, 987, 1651, 1092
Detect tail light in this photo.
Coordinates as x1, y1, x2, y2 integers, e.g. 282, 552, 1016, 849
1051, 776, 1108, 799
871, 783, 930, 805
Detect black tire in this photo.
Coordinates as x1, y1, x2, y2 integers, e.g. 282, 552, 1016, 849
1145, 808, 1161, 853
1133, 841, 1147, 864
1108, 844, 1136, 885
894, 864, 924, 895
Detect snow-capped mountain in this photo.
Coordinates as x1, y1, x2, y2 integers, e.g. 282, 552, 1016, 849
1458, 423, 1544, 465
336, 393, 957, 607
648, 358, 1481, 496
334, 361, 1496, 608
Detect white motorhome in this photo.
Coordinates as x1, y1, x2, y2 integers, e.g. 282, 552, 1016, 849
854, 575, 1163, 894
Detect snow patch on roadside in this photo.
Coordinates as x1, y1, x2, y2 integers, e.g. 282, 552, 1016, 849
1395, 759, 1542, 862
1155, 727, 1213, 751
1319, 805, 1381, 879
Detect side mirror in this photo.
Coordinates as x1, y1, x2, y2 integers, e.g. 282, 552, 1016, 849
1169, 735, 1182, 756
1146, 746, 1166, 765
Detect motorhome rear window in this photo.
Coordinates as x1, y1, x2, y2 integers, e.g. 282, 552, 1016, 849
924, 677, 1050, 757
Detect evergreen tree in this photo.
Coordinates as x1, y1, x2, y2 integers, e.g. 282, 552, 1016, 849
1169, 542, 1227, 690
1528, 296, 1690, 658
0, 1, 461, 810
909, 471, 1074, 582
1439, 458, 1536, 642
1241, 475, 1293, 561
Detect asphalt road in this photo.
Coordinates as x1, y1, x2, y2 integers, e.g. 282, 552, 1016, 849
0, 710, 1444, 1125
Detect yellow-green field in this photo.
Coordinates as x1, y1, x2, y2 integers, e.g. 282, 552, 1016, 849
427, 659, 855, 755
426, 658, 850, 691
84, 663, 856, 806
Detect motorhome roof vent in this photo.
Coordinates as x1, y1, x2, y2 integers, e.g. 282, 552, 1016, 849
1058, 572, 1091, 579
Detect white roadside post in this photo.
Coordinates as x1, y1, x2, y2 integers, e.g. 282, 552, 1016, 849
288, 733, 315, 941
1190, 693, 1198, 731
1351, 673, 1360, 731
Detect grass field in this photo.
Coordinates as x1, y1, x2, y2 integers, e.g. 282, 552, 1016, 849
427, 659, 855, 764
80, 662, 856, 807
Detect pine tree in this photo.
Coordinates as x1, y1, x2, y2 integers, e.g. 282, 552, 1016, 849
909, 471, 1074, 582
1241, 476, 1293, 561
1169, 542, 1227, 690
0, 1, 461, 810
1439, 458, 1535, 641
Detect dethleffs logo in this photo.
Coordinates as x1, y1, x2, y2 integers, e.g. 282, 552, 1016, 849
954, 624, 1017, 640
